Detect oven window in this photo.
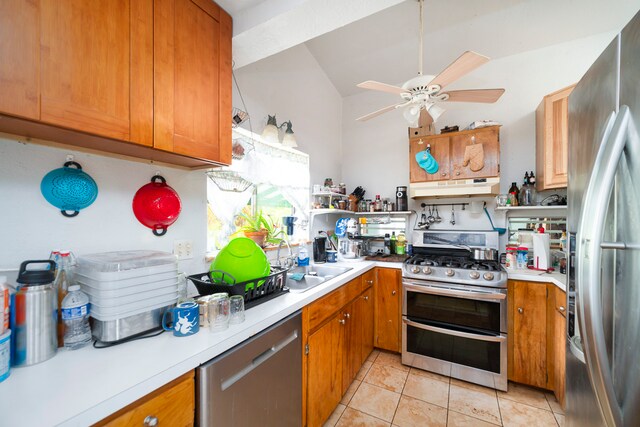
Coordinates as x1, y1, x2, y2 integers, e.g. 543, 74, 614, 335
406, 291, 501, 334
406, 324, 502, 373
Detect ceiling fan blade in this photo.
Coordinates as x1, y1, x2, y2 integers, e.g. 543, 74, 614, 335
442, 89, 505, 103
356, 103, 403, 121
357, 80, 409, 96
428, 51, 490, 90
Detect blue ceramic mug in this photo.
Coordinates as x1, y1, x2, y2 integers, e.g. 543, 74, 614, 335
162, 302, 199, 337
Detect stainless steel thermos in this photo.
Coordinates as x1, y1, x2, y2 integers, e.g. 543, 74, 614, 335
12, 260, 58, 366
396, 186, 408, 211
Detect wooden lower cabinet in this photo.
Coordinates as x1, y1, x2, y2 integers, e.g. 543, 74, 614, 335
374, 268, 401, 352
94, 372, 194, 426
360, 286, 374, 365
508, 280, 566, 408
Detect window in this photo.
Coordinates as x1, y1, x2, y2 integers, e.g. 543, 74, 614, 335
207, 128, 310, 253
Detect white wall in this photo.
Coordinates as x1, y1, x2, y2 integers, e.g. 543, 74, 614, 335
341, 31, 615, 231
233, 43, 343, 188
0, 137, 209, 279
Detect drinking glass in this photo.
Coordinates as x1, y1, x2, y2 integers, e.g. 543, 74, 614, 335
229, 295, 245, 324
208, 293, 230, 332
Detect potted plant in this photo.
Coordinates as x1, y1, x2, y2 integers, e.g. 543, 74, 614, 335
238, 210, 284, 248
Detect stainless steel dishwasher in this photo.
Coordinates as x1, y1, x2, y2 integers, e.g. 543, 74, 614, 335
197, 311, 302, 426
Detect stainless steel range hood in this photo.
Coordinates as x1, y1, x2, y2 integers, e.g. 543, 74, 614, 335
409, 177, 500, 198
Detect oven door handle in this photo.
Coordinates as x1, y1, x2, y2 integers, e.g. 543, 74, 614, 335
403, 282, 506, 301
403, 318, 506, 343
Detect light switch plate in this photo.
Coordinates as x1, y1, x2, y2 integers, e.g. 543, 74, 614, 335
173, 239, 193, 260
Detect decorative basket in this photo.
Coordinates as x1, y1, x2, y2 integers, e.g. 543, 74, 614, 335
187, 266, 288, 309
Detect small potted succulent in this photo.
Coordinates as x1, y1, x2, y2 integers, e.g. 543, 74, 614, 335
238, 210, 284, 248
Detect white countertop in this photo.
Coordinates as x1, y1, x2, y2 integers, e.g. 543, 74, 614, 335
506, 269, 567, 291
1, 261, 402, 427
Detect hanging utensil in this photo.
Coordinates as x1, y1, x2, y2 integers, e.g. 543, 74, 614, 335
450, 205, 456, 225
435, 205, 442, 223
40, 161, 98, 217
484, 206, 507, 235
427, 205, 436, 223
132, 175, 182, 236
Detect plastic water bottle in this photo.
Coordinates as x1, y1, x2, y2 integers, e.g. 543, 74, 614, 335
61, 285, 92, 350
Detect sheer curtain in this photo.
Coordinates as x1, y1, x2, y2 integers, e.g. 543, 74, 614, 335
207, 127, 310, 249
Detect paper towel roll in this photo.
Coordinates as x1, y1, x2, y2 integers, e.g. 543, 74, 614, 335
532, 233, 551, 270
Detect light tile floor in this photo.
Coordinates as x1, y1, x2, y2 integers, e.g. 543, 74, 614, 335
324, 350, 565, 427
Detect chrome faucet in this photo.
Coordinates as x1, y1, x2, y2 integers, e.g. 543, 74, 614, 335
276, 239, 295, 269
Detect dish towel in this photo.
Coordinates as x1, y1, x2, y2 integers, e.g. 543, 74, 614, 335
463, 143, 485, 172
415, 150, 439, 174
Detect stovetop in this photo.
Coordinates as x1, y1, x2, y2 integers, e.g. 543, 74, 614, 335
402, 250, 507, 288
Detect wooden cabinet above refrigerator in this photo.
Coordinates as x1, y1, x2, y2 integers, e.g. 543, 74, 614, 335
0, 0, 232, 169
409, 126, 501, 198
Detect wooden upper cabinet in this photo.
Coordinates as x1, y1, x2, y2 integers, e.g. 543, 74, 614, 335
536, 85, 575, 190
409, 126, 500, 184
154, 0, 232, 164
40, 0, 153, 145
0, 0, 40, 120
450, 126, 500, 179
409, 135, 450, 182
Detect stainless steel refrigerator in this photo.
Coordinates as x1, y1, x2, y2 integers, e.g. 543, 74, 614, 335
567, 8, 640, 427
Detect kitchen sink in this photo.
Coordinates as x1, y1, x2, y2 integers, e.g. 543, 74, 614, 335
286, 265, 353, 293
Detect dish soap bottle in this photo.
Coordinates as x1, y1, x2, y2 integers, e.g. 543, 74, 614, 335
297, 246, 309, 266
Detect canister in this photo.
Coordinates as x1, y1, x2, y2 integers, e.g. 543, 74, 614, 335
505, 246, 517, 269
516, 247, 528, 270
396, 186, 408, 211
0, 329, 10, 382
12, 260, 58, 366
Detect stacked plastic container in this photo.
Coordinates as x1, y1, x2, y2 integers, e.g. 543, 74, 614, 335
76, 251, 179, 342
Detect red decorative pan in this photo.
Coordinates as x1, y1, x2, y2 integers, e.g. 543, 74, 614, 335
132, 175, 182, 236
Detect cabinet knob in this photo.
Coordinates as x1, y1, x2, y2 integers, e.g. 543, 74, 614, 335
364, 296, 369, 301
392, 290, 397, 296
144, 416, 158, 427
339, 319, 346, 325
558, 306, 566, 312
455, 171, 460, 176
344, 313, 351, 319
517, 307, 524, 314
441, 172, 446, 176
366, 280, 373, 284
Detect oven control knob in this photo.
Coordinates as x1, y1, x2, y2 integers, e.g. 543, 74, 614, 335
411, 266, 420, 274
483, 272, 495, 281
469, 271, 480, 280
445, 269, 455, 277
422, 267, 432, 275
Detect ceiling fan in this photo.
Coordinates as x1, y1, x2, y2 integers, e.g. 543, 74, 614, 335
356, 0, 505, 127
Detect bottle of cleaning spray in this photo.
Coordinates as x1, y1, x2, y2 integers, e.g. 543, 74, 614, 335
297, 246, 310, 266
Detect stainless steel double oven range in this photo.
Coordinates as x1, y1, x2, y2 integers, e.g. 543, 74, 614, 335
402, 230, 508, 391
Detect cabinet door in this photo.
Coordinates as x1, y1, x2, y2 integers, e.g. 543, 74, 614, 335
40, 0, 153, 144
95, 372, 194, 427
409, 135, 450, 182
508, 280, 548, 388
343, 301, 359, 394
307, 313, 344, 427
536, 85, 574, 190
154, 0, 232, 163
360, 287, 375, 363
0, 0, 40, 120
553, 287, 566, 407
450, 127, 500, 179
375, 268, 401, 352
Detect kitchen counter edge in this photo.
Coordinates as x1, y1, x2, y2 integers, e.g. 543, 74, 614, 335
507, 270, 567, 291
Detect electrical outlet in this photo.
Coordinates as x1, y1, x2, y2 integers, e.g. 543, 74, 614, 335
173, 239, 193, 260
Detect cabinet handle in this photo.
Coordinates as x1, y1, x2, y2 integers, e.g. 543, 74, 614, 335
455, 171, 460, 176
558, 306, 566, 312
339, 319, 346, 325
364, 296, 369, 301
517, 307, 524, 314
144, 416, 158, 427
392, 290, 397, 296
344, 313, 350, 319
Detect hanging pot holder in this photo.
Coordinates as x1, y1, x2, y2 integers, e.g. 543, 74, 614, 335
415, 146, 439, 174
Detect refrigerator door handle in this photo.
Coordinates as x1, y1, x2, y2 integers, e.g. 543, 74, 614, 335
577, 105, 633, 427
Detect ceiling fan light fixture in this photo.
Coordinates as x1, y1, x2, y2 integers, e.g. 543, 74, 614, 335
281, 121, 298, 147
403, 104, 421, 127
426, 102, 446, 122
261, 114, 280, 145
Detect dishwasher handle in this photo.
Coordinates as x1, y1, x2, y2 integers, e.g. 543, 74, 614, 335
221, 330, 299, 391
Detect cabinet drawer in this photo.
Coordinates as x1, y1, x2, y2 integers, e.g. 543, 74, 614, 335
362, 270, 375, 290
307, 278, 362, 333
94, 372, 194, 427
